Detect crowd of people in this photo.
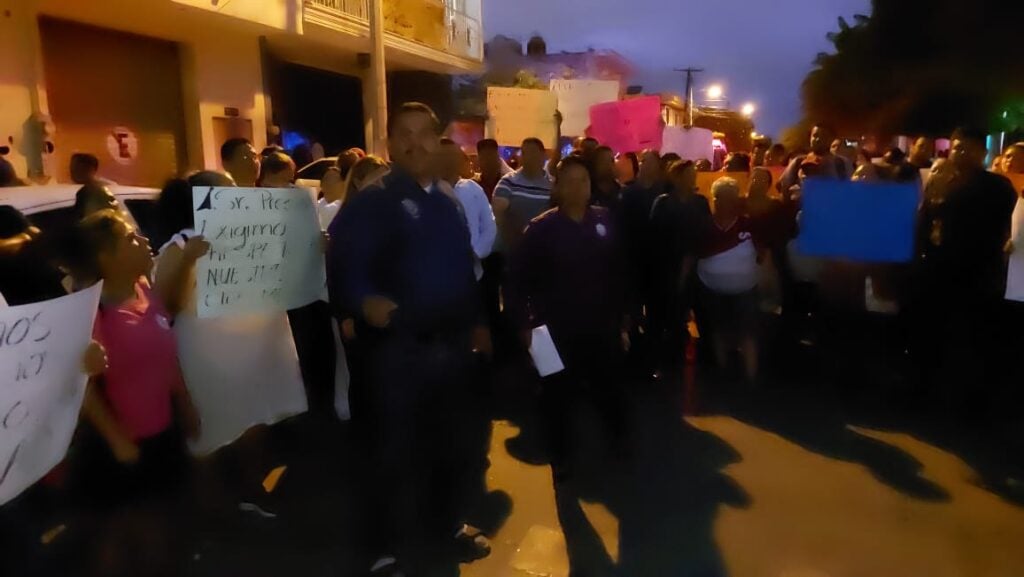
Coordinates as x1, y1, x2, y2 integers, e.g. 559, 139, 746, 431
1, 102, 1023, 577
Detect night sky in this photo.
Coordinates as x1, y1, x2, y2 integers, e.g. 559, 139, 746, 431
483, 0, 871, 139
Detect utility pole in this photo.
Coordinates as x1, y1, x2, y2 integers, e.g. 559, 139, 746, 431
369, 0, 388, 157
674, 67, 703, 128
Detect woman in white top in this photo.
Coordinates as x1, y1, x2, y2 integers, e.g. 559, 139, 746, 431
153, 172, 308, 456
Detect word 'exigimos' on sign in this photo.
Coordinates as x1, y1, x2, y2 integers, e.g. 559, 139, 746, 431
192, 187, 325, 318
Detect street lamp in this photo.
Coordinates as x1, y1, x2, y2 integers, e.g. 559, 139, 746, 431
741, 102, 756, 117
706, 84, 724, 100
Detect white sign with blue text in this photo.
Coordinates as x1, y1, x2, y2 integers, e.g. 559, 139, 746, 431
193, 187, 325, 318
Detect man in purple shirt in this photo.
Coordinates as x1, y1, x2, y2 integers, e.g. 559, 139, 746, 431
507, 155, 631, 482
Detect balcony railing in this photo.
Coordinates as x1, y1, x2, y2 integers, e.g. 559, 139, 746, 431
305, 0, 482, 61
307, 0, 368, 19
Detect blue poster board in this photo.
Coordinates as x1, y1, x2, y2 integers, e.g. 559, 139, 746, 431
796, 179, 919, 263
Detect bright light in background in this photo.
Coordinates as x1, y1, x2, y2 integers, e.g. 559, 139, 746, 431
707, 84, 724, 100
741, 102, 756, 117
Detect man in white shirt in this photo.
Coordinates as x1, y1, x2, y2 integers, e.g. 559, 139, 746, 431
439, 138, 497, 280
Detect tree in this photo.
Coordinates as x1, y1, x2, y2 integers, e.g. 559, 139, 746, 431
797, 0, 1024, 139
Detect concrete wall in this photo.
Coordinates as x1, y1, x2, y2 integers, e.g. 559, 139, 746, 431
181, 30, 269, 171
4, 0, 273, 181
0, 2, 47, 181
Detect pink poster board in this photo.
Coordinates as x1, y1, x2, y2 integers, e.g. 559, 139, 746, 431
588, 95, 663, 153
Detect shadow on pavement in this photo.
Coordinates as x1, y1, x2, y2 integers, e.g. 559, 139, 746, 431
504, 379, 751, 577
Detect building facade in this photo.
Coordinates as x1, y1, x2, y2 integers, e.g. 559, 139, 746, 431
0, 0, 483, 186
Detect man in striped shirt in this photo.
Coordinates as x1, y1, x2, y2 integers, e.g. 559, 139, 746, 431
492, 137, 554, 252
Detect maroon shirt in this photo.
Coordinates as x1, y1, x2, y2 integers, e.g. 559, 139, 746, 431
507, 207, 627, 342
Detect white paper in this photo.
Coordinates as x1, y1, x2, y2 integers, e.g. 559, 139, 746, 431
549, 79, 620, 137
193, 187, 326, 318
528, 325, 565, 377
1006, 198, 1024, 302
486, 87, 559, 149
172, 312, 308, 455
661, 126, 714, 162
0, 283, 102, 505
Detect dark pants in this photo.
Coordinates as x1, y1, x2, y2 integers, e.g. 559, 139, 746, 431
365, 330, 481, 566
647, 274, 694, 374
481, 253, 515, 358
287, 301, 337, 419
540, 333, 627, 474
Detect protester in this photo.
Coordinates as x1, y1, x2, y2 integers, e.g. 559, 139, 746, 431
695, 158, 713, 172
341, 155, 389, 205
506, 155, 630, 481
328, 102, 492, 575
910, 127, 1018, 410
439, 138, 497, 281
318, 166, 345, 230
697, 177, 763, 382
908, 137, 936, 171
764, 143, 788, 168
258, 151, 296, 187
1002, 142, 1024, 174
830, 138, 857, 177
723, 152, 752, 173
217, 139, 257, 187
0, 205, 66, 305
0, 156, 25, 187
619, 149, 668, 333
647, 160, 711, 374
590, 145, 622, 209
336, 147, 365, 180
69, 210, 200, 496
619, 151, 641, 184
152, 171, 308, 456
474, 139, 503, 200
492, 137, 554, 252
73, 183, 120, 221
752, 140, 770, 167
69, 153, 108, 185
660, 152, 683, 171
779, 125, 848, 191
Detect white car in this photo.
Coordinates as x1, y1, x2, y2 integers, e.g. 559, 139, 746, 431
294, 157, 338, 191
1, 184, 161, 240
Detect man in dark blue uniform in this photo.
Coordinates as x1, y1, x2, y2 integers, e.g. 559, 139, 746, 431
328, 102, 491, 576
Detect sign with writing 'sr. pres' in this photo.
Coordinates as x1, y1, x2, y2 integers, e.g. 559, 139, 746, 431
193, 187, 325, 318
0, 282, 102, 506
486, 87, 559, 149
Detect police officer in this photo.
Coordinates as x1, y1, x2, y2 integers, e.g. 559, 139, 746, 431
328, 102, 491, 576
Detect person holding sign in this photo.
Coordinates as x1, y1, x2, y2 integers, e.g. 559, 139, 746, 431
507, 155, 631, 483
328, 103, 493, 576
65, 210, 200, 505
153, 172, 307, 460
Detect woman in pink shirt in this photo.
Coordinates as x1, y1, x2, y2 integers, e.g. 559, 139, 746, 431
68, 209, 200, 501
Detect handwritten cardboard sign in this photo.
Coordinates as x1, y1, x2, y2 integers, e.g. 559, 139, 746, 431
0, 283, 101, 506
193, 187, 325, 318
797, 179, 919, 263
588, 95, 663, 154
549, 79, 620, 137
662, 126, 714, 162
486, 87, 559, 149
